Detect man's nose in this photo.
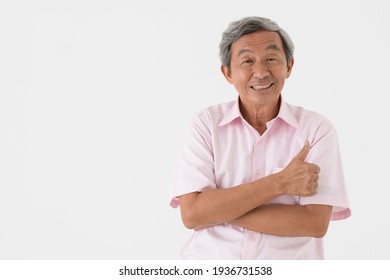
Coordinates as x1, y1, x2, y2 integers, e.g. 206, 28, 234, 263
253, 62, 270, 79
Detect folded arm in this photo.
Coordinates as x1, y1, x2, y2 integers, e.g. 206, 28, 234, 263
178, 141, 330, 237
179, 173, 283, 229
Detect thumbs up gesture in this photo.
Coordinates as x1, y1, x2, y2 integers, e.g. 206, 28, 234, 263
277, 140, 320, 197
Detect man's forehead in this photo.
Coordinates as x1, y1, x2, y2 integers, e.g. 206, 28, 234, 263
232, 31, 284, 54
237, 44, 282, 57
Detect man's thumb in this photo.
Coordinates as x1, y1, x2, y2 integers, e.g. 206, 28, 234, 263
294, 140, 310, 161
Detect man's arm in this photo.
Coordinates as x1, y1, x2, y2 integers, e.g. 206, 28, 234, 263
231, 203, 332, 238
179, 174, 284, 229
179, 141, 320, 230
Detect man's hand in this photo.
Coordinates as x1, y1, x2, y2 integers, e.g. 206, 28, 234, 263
276, 140, 320, 197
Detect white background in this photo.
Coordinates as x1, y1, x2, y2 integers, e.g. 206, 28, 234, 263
0, 0, 389, 260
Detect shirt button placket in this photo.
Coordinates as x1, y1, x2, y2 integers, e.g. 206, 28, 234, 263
241, 229, 259, 259
252, 139, 263, 180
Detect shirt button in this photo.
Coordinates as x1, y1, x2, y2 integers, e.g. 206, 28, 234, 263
256, 169, 261, 176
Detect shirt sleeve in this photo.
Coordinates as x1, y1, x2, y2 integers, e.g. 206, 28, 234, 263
169, 112, 216, 208
300, 120, 351, 221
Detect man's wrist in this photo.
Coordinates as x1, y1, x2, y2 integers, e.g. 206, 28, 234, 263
267, 172, 286, 196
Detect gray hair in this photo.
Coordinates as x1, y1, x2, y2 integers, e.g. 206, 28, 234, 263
219, 16, 295, 69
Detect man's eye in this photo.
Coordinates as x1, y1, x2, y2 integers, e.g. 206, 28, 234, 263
242, 59, 253, 64
266, 57, 278, 62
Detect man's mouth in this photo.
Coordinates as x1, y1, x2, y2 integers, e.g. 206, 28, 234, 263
250, 83, 273, 90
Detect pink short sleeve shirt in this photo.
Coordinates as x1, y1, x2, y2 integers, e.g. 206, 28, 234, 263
170, 98, 351, 259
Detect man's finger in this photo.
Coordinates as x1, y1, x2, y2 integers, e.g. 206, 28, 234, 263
294, 140, 310, 161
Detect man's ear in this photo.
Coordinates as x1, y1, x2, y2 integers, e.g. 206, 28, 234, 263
221, 65, 233, 84
286, 57, 294, 79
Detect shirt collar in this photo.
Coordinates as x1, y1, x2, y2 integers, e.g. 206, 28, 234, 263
218, 96, 299, 128
218, 97, 242, 126
278, 97, 299, 128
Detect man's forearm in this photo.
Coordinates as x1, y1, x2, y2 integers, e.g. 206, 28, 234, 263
179, 174, 284, 229
231, 203, 332, 238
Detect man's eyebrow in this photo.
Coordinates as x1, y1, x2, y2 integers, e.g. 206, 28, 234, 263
265, 44, 282, 52
237, 49, 254, 57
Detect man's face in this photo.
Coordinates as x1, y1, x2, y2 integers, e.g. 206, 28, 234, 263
222, 30, 294, 109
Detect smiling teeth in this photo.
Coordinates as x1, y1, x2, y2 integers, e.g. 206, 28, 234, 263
252, 84, 272, 90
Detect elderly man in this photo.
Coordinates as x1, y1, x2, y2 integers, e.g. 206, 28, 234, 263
170, 16, 350, 259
